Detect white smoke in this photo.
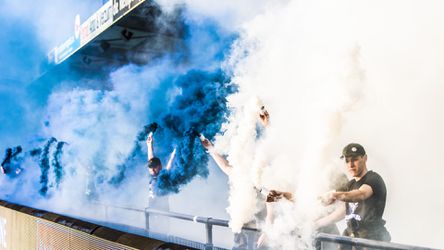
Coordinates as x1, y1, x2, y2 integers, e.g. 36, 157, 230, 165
214, 0, 444, 249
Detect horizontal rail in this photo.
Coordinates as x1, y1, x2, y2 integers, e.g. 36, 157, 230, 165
315, 233, 438, 250
144, 208, 258, 232
92, 202, 258, 231
95, 203, 438, 250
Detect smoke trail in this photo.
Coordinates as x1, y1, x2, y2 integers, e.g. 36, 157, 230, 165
1, 146, 23, 177
39, 137, 57, 196
1, 148, 13, 168
52, 141, 66, 188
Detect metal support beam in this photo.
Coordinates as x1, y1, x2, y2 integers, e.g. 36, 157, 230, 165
204, 218, 213, 250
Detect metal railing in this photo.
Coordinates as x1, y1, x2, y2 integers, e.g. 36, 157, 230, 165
94, 203, 439, 250
314, 233, 439, 250
93, 202, 258, 250
144, 208, 258, 250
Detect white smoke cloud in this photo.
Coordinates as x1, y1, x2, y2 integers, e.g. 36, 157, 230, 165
215, 0, 444, 248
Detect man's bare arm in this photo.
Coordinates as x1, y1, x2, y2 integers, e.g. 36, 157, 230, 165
199, 137, 232, 176
333, 184, 373, 202
165, 148, 176, 171
146, 133, 154, 161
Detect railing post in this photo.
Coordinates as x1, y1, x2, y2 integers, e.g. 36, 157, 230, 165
104, 205, 108, 221
144, 207, 150, 231
204, 218, 213, 250
314, 234, 321, 250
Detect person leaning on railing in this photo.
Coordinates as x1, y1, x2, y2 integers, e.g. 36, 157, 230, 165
256, 171, 348, 249
315, 143, 391, 246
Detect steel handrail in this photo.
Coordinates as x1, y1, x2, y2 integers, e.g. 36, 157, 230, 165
315, 233, 439, 250
94, 202, 439, 250
92, 202, 257, 231
144, 208, 257, 231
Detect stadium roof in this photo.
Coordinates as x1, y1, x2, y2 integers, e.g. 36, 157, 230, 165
44, 0, 184, 75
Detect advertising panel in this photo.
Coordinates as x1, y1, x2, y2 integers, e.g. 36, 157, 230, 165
54, 35, 80, 64
51, 14, 81, 64
47, 0, 146, 65
0, 206, 37, 250
112, 0, 145, 21
0, 205, 137, 250
80, 0, 114, 46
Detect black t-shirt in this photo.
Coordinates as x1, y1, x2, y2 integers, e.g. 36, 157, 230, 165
344, 170, 387, 229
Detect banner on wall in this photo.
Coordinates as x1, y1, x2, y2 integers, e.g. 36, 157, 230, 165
112, 0, 145, 21
48, 0, 146, 65
52, 14, 81, 64
80, 0, 114, 46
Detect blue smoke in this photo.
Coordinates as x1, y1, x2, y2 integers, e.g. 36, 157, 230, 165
107, 69, 236, 196
39, 137, 57, 196
1, 3, 238, 208
154, 69, 236, 195
52, 141, 66, 188
1, 146, 23, 177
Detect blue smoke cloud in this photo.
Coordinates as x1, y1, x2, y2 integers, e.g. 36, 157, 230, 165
106, 23, 237, 195
154, 69, 236, 195
0, 2, 237, 216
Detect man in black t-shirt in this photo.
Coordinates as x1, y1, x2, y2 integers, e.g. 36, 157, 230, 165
315, 143, 391, 243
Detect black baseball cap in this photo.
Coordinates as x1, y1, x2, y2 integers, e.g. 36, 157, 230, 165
340, 143, 366, 159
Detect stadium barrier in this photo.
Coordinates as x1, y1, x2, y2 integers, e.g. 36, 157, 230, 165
0, 199, 195, 250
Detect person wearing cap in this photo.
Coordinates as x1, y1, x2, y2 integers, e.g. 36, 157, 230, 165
145, 132, 176, 233
146, 133, 176, 198
315, 143, 391, 244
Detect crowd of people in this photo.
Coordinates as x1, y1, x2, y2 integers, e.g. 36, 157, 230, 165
144, 105, 391, 249
1, 103, 390, 249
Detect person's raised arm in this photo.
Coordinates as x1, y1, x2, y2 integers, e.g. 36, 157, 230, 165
165, 148, 176, 171
146, 133, 154, 161
199, 136, 232, 176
